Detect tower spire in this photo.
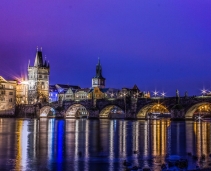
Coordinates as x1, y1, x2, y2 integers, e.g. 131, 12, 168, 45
34, 46, 43, 67
44, 56, 47, 67
48, 60, 50, 68
98, 57, 100, 65
92, 58, 105, 88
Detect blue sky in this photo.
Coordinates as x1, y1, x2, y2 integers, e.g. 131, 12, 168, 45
0, 0, 211, 96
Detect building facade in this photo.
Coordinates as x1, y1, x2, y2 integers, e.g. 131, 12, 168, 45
28, 48, 50, 104
56, 84, 81, 104
89, 87, 108, 99
75, 88, 89, 101
0, 76, 17, 113
49, 85, 58, 103
16, 80, 28, 104
92, 59, 105, 88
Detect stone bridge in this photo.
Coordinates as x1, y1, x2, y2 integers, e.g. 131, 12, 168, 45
35, 96, 211, 120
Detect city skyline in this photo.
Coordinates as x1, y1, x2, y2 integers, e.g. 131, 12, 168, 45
0, 1, 211, 96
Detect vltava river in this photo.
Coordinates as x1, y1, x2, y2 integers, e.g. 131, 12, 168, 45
0, 118, 210, 170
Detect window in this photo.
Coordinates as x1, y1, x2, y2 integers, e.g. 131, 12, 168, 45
41, 82, 44, 89
9, 92, 13, 95
9, 98, 13, 102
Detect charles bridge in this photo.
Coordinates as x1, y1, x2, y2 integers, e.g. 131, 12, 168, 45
15, 95, 211, 120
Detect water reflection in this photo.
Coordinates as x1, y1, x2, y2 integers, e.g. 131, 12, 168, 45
0, 119, 210, 170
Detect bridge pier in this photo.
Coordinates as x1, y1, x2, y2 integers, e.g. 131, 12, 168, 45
88, 110, 99, 119
171, 107, 185, 120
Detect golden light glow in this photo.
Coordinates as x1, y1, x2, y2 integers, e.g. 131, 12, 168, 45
194, 104, 211, 115
148, 104, 169, 114
20, 80, 29, 85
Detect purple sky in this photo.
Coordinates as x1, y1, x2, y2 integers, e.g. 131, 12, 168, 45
0, 0, 211, 96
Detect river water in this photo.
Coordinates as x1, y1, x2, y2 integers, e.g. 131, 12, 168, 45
0, 118, 210, 171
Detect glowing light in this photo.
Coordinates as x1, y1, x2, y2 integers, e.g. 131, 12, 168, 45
153, 90, 158, 97
201, 89, 207, 95
161, 92, 166, 97
195, 114, 204, 122
20, 81, 29, 85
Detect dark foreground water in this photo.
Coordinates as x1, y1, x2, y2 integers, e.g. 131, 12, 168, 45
0, 118, 211, 171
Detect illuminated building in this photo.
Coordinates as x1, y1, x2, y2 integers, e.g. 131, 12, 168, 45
28, 47, 50, 104
92, 58, 105, 88
75, 88, 90, 101
89, 87, 108, 99
16, 79, 28, 104
49, 85, 58, 103
117, 85, 150, 99
144, 91, 150, 98
104, 88, 120, 99
56, 84, 80, 103
0, 76, 17, 113
88, 87, 121, 100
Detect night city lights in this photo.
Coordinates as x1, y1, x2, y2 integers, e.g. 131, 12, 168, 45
0, 1, 211, 171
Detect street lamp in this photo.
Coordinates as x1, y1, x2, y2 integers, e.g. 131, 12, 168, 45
153, 90, 158, 97
201, 89, 207, 96
161, 92, 166, 98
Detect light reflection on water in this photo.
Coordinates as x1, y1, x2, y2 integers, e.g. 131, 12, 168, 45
0, 118, 210, 170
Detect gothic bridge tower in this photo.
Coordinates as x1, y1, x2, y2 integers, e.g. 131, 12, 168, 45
92, 58, 105, 88
28, 47, 50, 104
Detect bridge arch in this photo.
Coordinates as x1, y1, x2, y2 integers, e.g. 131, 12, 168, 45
65, 104, 89, 118
137, 103, 170, 119
99, 105, 125, 119
185, 102, 211, 119
40, 106, 56, 118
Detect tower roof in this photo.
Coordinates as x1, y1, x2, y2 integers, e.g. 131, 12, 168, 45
132, 84, 140, 91
93, 58, 105, 79
0, 76, 7, 83
34, 50, 43, 67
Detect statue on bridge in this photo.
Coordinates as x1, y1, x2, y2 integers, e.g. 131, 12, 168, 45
185, 91, 188, 98
176, 89, 179, 97
176, 89, 180, 104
